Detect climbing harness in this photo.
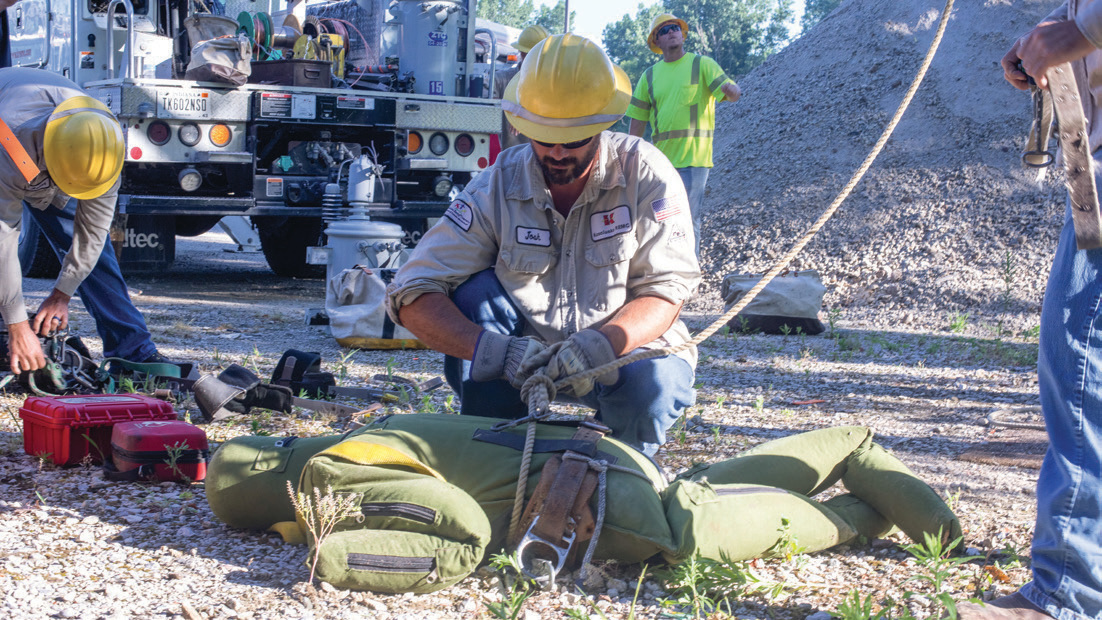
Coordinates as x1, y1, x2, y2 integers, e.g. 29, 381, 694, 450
506, 0, 957, 588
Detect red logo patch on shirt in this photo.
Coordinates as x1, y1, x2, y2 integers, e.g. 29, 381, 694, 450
444, 199, 473, 231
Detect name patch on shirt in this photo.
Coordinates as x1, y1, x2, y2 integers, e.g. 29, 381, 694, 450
651, 197, 684, 222
444, 199, 473, 231
516, 226, 551, 246
590, 205, 632, 241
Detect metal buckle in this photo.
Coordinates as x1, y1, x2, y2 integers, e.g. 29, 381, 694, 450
515, 516, 575, 583
579, 418, 611, 434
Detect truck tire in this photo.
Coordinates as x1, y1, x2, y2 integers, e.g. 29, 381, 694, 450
18, 210, 62, 278
255, 216, 325, 279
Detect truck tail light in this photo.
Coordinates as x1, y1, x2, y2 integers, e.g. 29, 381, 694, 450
147, 121, 170, 146
178, 123, 201, 147
455, 133, 474, 157
408, 131, 423, 154
209, 124, 232, 147
429, 132, 449, 156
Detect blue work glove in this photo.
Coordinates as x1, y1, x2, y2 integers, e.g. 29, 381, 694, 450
471, 331, 548, 389
521, 329, 619, 398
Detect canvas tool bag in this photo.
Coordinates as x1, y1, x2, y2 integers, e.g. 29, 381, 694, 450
325, 267, 425, 350
721, 269, 827, 335
185, 34, 252, 86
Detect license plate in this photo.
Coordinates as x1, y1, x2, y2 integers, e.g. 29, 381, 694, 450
157, 89, 212, 119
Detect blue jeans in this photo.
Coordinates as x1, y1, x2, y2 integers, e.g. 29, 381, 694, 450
26, 201, 157, 361
676, 167, 710, 258
443, 269, 696, 457
1019, 193, 1102, 620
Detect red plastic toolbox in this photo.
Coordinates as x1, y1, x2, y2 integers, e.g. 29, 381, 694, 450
109, 421, 209, 482
19, 394, 176, 466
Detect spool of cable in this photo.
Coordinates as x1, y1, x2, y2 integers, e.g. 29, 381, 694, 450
303, 15, 326, 38
281, 13, 302, 34
237, 10, 257, 56
324, 18, 348, 41
293, 35, 320, 60
270, 25, 301, 50
257, 12, 273, 58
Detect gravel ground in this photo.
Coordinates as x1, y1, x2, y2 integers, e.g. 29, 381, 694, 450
0, 1, 1063, 617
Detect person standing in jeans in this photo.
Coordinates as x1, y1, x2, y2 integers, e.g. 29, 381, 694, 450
626, 13, 741, 258
960, 2, 1102, 618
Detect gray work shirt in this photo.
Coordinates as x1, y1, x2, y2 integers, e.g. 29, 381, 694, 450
0, 68, 118, 326
387, 131, 701, 367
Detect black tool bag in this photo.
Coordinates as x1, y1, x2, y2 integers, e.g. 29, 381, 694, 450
0, 319, 98, 395
271, 349, 336, 397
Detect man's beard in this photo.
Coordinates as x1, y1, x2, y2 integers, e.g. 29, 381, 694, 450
538, 143, 597, 186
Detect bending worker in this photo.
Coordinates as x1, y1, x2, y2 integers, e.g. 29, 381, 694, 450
387, 34, 700, 457
627, 13, 741, 257
0, 68, 168, 373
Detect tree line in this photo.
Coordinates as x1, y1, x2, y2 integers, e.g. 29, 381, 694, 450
477, 0, 844, 87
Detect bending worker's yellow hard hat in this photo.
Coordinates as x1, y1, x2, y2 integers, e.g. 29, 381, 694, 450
647, 13, 688, 54
43, 96, 124, 199
513, 24, 550, 54
502, 33, 631, 144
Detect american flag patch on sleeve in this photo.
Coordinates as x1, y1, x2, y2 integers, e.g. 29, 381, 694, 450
652, 197, 683, 221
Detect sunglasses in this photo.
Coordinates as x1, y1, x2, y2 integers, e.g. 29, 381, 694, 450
657, 23, 681, 36
533, 136, 594, 149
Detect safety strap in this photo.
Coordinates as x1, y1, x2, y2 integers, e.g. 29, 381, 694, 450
0, 116, 42, 184
512, 419, 607, 579
1046, 62, 1102, 250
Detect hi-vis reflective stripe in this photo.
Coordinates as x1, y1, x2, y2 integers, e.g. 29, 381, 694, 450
501, 100, 623, 128
0, 117, 41, 184
653, 129, 714, 142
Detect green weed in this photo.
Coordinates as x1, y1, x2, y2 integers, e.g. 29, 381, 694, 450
163, 440, 192, 483
484, 552, 536, 620
336, 349, 359, 383
832, 589, 891, 620
827, 307, 842, 339
657, 552, 781, 618
949, 313, 970, 334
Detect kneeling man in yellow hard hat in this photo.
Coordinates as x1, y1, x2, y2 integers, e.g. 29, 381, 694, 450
0, 68, 168, 374
387, 34, 701, 457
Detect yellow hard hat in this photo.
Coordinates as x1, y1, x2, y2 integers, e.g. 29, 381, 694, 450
503, 33, 631, 144
43, 96, 124, 199
513, 24, 550, 54
647, 13, 688, 54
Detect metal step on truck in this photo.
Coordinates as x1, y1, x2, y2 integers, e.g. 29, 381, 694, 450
3, 0, 506, 277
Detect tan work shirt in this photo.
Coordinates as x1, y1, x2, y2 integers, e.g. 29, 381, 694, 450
387, 131, 701, 367
0, 68, 118, 327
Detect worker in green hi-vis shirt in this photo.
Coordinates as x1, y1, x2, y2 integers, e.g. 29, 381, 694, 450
627, 13, 741, 258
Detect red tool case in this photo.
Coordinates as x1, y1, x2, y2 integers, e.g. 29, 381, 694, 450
19, 394, 176, 466
108, 421, 209, 482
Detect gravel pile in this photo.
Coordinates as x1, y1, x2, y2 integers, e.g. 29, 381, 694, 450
0, 0, 1064, 618
694, 0, 1062, 337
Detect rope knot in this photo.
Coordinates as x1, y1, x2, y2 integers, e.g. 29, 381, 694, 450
520, 371, 556, 412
